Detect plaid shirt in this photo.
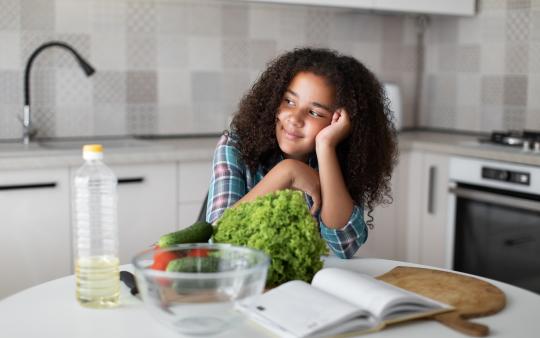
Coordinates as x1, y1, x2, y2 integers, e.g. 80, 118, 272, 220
206, 132, 368, 259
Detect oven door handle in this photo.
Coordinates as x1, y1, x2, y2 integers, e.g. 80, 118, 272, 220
448, 186, 540, 213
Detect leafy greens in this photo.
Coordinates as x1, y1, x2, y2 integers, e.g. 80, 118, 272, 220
213, 189, 328, 286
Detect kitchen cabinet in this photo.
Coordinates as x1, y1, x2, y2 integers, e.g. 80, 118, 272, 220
108, 163, 177, 264
177, 160, 213, 228
0, 140, 216, 300
0, 158, 212, 299
237, 0, 375, 9
234, 0, 476, 16
403, 150, 450, 268
374, 0, 475, 16
358, 149, 450, 268
0, 168, 71, 299
355, 155, 406, 260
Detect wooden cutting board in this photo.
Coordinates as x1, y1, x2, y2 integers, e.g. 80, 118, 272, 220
376, 266, 506, 337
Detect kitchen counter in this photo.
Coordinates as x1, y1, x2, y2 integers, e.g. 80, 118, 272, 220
0, 258, 538, 337
0, 136, 220, 170
399, 130, 540, 166
0, 130, 539, 170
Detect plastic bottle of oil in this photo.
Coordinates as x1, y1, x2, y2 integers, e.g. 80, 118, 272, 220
73, 144, 120, 308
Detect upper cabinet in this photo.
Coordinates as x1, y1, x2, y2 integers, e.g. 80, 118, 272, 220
234, 0, 476, 16
237, 0, 376, 9
374, 0, 475, 16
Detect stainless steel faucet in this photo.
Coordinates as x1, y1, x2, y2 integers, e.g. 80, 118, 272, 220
22, 41, 96, 144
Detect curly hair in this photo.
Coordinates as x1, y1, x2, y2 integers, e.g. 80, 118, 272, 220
230, 47, 398, 228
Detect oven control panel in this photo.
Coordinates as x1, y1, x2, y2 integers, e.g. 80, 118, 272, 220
450, 156, 539, 195
482, 167, 530, 185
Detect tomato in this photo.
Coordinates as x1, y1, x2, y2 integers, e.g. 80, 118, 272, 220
150, 250, 179, 271
188, 248, 210, 257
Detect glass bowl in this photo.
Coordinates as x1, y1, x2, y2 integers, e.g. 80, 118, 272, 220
132, 243, 269, 335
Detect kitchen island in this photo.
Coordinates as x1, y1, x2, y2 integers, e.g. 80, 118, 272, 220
0, 258, 538, 338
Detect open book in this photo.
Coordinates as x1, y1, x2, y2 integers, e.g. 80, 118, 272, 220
237, 268, 453, 338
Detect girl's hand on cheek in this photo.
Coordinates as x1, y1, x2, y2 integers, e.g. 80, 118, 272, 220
315, 109, 351, 148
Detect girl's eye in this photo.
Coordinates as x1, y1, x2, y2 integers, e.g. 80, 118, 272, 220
284, 98, 295, 106
309, 110, 322, 118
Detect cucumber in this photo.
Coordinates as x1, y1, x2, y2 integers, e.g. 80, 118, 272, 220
166, 256, 221, 292
166, 256, 221, 273
158, 221, 214, 248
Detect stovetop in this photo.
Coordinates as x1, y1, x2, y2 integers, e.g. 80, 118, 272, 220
479, 130, 540, 152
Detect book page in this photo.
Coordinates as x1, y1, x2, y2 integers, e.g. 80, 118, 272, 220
236, 280, 379, 338
312, 268, 450, 321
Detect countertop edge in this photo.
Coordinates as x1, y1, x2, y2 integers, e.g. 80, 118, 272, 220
1, 131, 539, 170
398, 132, 540, 166
0, 137, 220, 170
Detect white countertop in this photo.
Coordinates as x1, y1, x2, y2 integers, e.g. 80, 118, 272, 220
0, 136, 220, 170
0, 258, 538, 338
398, 131, 540, 166
0, 131, 539, 170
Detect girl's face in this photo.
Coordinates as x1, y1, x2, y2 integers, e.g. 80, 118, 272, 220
275, 71, 335, 161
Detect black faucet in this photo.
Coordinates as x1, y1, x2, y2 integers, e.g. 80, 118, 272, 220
22, 41, 96, 144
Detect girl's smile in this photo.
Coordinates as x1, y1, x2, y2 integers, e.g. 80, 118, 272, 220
283, 128, 303, 140
276, 71, 335, 161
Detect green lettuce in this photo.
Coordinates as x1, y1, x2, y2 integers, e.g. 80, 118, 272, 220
213, 189, 328, 286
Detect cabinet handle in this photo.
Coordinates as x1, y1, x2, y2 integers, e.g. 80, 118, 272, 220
0, 182, 57, 191
427, 166, 436, 214
504, 237, 534, 247
118, 177, 145, 185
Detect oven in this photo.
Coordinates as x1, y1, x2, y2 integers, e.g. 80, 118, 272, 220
448, 156, 540, 293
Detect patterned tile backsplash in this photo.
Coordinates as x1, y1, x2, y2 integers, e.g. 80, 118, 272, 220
422, 0, 540, 131
1, 0, 540, 140
0, 0, 418, 139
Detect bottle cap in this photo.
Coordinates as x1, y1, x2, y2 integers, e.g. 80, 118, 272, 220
82, 144, 104, 160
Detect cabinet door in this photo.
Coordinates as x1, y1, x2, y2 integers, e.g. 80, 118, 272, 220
355, 156, 402, 260
404, 151, 424, 263
0, 168, 71, 299
110, 163, 177, 264
402, 151, 450, 268
178, 161, 213, 228
419, 152, 450, 268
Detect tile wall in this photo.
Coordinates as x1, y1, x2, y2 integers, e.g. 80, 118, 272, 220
422, 0, 540, 131
2, 0, 536, 140
0, 0, 416, 140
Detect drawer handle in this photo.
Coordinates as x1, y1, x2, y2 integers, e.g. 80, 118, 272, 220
0, 182, 57, 191
428, 166, 436, 214
118, 177, 145, 185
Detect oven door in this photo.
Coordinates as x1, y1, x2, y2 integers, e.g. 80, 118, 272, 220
450, 183, 540, 293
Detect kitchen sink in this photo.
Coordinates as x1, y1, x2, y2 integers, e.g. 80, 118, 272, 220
38, 138, 157, 150
0, 137, 162, 154
0, 142, 44, 152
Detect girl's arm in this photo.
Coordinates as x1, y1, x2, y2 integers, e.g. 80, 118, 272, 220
315, 109, 368, 258
207, 133, 322, 223
316, 144, 354, 228
235, 159, 322, 214
315, 109, 354, 228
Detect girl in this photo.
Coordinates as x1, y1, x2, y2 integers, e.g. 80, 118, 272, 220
206, 48, 398, 259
